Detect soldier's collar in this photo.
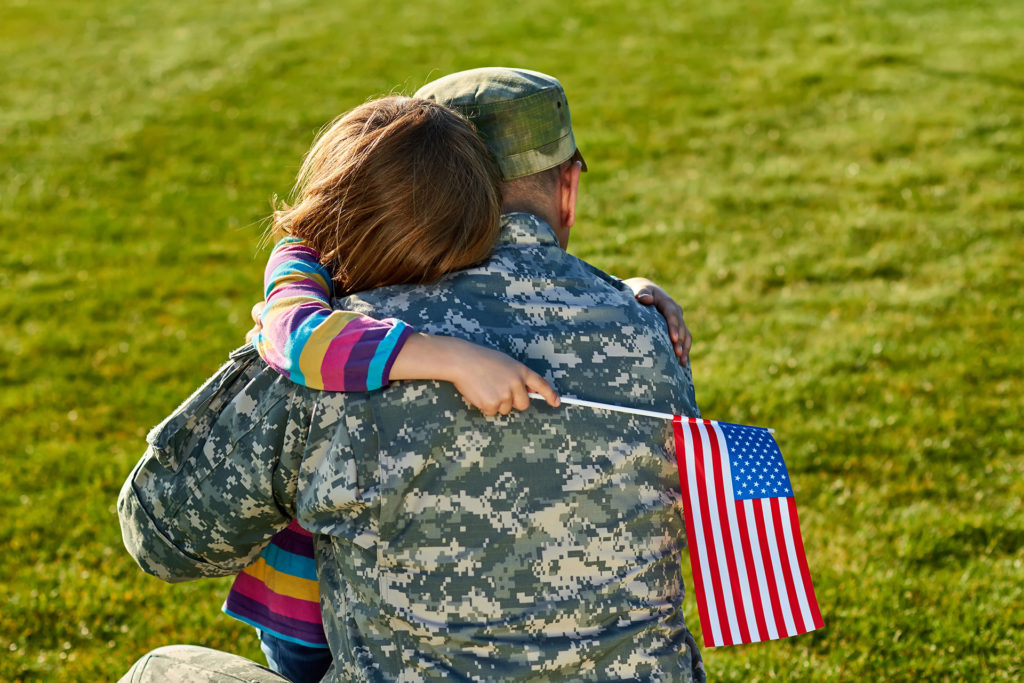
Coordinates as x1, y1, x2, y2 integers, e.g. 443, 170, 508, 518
498, 212, 560, 247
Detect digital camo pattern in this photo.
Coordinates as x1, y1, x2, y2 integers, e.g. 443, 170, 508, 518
120, 213, 705, 681
119, 645, 288, 682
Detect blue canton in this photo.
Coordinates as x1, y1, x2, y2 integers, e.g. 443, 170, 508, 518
720, 422, 792, 501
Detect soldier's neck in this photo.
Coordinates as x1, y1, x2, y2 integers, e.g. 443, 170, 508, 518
501, 199, 559, 236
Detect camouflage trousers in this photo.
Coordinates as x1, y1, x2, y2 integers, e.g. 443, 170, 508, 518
119, 645, 289, 683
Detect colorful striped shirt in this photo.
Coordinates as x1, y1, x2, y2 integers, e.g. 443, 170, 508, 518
223, 521, 327, 647
252, 236, 414, 392
225, 237, 414, 647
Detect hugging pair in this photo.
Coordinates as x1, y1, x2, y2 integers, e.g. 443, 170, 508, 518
126, 68, 700, 682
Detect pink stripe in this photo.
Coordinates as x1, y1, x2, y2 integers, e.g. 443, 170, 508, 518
265, 278, 328, 303
261, 303, 330, 376
231, 572, 322, 624
318, 324, 361, 389
287, 519, 313, 536
674, 419, 713, 647
266, 244, 326, 284
706, 424, 749, 645
787, 498, 824, 629
271, 301, 329, 336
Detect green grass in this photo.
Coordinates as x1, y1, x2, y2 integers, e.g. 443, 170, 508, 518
1, 0, 1021, 679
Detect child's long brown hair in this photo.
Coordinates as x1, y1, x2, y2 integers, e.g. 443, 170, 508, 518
273, 96, 502, 294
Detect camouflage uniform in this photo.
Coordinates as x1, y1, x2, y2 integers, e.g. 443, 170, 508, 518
119, 645, 288, 682
120, 213, 705, 682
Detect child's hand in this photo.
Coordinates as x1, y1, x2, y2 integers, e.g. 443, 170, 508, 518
620, 278, 692, 365
245, 301, 266, 343
449, 342, 561, 417
391, 334, 560, 417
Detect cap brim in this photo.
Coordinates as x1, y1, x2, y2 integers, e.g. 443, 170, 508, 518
571, 148, 588, 172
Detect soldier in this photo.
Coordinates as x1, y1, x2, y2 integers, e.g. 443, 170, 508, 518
119, 68, 705, 681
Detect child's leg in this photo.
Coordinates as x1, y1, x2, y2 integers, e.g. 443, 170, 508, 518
257, 629, 332, 683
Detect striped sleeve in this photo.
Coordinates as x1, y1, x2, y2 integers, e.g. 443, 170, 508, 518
223, 520, 330, 648
253, 237, 414, 391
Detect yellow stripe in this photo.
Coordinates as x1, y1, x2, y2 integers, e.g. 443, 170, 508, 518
271, 269, 330, 295
297, 311, 364, 388
261, 295, 321, 327
254, 337, 278, 363
240, 557, 321, 602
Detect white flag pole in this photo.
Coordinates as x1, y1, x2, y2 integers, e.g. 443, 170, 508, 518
527, 393, 775, 434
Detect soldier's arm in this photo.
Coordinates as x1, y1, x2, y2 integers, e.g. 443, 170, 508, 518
118, 369, 312, 582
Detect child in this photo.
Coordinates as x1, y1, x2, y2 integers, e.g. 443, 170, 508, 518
223, 96, 560, 682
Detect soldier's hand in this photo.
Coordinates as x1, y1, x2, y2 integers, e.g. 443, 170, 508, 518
621, 277, 692, 365
245, 301, 266, 344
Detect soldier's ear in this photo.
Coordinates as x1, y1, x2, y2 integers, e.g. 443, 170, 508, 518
559, 161, 582, 230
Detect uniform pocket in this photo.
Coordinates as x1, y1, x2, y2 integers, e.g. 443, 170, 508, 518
145, 344, 261, 472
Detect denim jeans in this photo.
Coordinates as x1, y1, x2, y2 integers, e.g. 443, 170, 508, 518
257, 630, 332, 683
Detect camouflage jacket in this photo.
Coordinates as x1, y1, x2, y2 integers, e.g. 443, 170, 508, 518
119, 213, 706, 682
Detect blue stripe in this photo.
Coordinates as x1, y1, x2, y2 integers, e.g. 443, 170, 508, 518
279, 309, 334, 387
266, 259, 333, 299
261, 542, 319, 581
366, 321, 408, 390
222, 608, 330, 649
270, 258, 331, 283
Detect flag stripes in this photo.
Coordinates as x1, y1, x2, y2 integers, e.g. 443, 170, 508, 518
673, 416, 823, 647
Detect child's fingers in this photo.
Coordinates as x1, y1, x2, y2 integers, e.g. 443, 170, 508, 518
496, 396, 515, 416
475, 397, 500, 417
525, 371, 560, 408
251, 301, 266, 325
668, 321, 683, 351
459, 385, 501, 416
676, 320, 692, 364
651, 291, 692, 365
635, 285, 659, 307
510, 381, 531, 412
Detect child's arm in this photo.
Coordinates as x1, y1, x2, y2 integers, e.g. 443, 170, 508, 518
389, 333, 557, 417
255, 237, 559, 416
254, 237, 411, 392
620, 277, 692, 365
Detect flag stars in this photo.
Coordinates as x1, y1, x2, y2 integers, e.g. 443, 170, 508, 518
720, 422, 793, 501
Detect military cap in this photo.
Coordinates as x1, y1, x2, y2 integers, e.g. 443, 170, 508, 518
415, 67, 587, 180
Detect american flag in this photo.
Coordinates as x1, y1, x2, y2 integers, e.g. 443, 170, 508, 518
673, 417, 823, 647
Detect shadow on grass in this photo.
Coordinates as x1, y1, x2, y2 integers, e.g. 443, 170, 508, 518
906, 524, 1024, 568
857, 47, 1024, 91
917, 66, 1024, 92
